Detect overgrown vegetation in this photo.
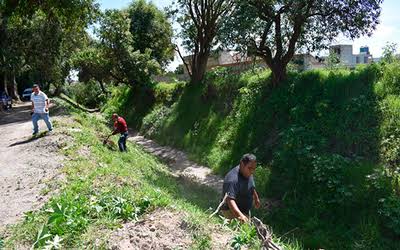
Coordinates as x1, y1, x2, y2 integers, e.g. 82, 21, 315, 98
104, 62, 400, 249
4, 99, 277, 249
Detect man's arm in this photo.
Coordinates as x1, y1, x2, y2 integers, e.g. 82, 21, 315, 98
31, 101, 34, 113
111, 120, 119, 135
253, 189, 261, 209
226, 197, 248, 223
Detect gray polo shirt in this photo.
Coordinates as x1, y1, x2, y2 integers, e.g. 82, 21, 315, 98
221, 165, 255, 215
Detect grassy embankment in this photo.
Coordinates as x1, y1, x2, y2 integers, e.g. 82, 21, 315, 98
103, 62, 400, 249
4, 99, 302, 249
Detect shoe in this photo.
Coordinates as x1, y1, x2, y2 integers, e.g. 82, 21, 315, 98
32, 133, 38, 136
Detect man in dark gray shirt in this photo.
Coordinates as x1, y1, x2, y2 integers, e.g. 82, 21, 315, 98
221, 154, 261, 222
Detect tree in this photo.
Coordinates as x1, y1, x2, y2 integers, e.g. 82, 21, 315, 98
175, 0, 235, 84
222, 0, 383, 86
69, 44, 111, 94
382, 42, 398, 64
0, 0, 98, 97
97, 9, 160, 86
128, 0, 174, 68
326, 51, 341, 70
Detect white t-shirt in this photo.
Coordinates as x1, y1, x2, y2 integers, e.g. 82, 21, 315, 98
31, 91, 48, 113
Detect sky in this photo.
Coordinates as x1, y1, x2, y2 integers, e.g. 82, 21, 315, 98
97, 0, 400, 69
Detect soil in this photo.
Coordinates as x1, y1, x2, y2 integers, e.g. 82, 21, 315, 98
108, 208, 232, 250
129, 134, 223, 192
0, 102, 66, 231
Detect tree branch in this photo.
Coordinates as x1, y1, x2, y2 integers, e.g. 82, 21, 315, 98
174, 44, 192, 76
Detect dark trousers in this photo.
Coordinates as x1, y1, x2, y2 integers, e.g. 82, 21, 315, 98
118, 131, 128, 152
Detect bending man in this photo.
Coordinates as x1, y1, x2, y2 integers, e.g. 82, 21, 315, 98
111, 113, 129, 152
220, 153, 261, 222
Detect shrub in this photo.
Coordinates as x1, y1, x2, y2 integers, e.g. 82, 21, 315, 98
152, 81, 185, 105
141, 105, 172, 138
64, 80, 106, 108
379, 195, 400, 235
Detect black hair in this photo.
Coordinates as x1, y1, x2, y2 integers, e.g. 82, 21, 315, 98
240, 153, 256, 165
33, 84, 39, 88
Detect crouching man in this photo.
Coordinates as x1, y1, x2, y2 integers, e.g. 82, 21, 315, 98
220, 153, 261, 223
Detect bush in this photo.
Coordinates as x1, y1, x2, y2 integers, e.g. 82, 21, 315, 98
152, 81, 185, 105
379, 195, 400, 235
375, 62, 400, 97
141, 105, 172, 138
64, 80, 106, 108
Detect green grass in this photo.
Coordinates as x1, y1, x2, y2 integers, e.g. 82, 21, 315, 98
102, 63, 400, 249
3, 99, 284, 249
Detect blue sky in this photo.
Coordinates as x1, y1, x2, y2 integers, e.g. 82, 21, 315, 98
97, 0, 400, 68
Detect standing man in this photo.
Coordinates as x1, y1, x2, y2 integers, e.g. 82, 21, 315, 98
31, 84, 53, 136
220, 154, 261, 222
111, 113, 129, 152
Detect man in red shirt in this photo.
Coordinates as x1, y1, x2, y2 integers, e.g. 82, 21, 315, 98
111, 113, 129, 152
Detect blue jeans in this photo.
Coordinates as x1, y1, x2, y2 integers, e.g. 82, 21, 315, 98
118, 132, 128, 152
32, 112, 53, 134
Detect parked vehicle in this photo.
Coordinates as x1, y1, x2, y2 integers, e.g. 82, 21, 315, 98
1, 92, 12, 110
22, 88, 33, 101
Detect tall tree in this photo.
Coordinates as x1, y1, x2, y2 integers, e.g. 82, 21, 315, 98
222, 0, 383, 86
69, 42, 111, 94
128, 0, 174, 68
97, 9, 160, 86
176, 0, 235, 84
0, 0, 98, 97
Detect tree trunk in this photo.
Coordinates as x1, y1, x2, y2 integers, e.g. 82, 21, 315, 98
98, 80, 108, 95
8, 72, 20, 101
270, 63, 287, 87
190, 52, 209, 84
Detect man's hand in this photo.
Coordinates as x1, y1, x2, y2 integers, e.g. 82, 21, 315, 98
238, 214, 249, 223
45, 108, 49, 112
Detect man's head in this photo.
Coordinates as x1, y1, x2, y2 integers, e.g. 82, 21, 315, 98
33, 84, 40, 94
112, 113, 119, 121
239, 153, 257, 178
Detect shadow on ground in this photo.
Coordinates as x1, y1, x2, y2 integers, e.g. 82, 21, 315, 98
8, 132, 49, 147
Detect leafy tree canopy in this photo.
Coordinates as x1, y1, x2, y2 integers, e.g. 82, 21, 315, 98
220, 0, 383, 85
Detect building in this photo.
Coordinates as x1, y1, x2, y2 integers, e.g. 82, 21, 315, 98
292, 54, 325, 71
181, 50, 258, 75
180, 50, 324, 75
329, 45, 373, 68
177, 44, 376, 76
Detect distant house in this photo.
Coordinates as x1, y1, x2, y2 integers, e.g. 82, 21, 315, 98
181, 50, 261, 75
177, 45, 377, 76
291, 54, 325, 71
179, 50, 325, 75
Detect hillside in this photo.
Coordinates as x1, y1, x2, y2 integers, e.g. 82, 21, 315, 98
104, 62, 400, 249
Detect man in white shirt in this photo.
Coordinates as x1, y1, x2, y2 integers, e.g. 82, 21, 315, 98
31, 84, 53, 135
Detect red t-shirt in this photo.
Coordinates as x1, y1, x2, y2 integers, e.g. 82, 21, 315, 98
113, 117, 128, 134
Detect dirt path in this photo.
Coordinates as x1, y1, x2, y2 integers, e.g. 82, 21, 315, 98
129, 134, 223, 192
0, 103, 65, 230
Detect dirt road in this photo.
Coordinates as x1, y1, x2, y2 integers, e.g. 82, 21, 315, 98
129, 134, 223, 192
0, 103, 64, 230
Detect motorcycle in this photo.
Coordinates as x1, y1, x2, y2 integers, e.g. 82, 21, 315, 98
1, 93, 12, 110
